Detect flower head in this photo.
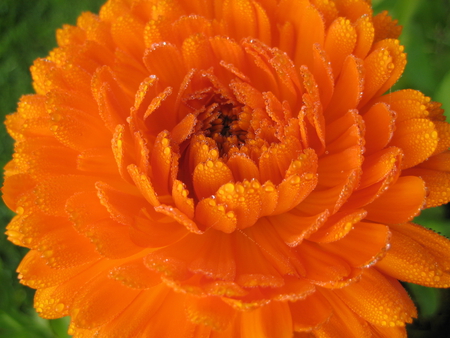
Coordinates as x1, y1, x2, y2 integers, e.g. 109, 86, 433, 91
3, 0, 450, 337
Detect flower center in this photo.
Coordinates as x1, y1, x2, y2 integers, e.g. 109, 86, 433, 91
205, 104, 248, 156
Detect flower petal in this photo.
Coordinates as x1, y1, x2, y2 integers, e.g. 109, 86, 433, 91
364, 176, 426, 224
376, 223, 450, 287
334, 268, 417, 327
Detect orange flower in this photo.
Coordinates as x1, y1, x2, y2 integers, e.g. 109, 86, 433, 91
3, 0, 450, 337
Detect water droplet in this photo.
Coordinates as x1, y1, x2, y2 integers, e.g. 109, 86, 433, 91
224, 183, 235, 193
55, 303, 65, 312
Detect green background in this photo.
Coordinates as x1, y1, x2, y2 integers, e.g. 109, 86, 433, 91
0, 0, 449, 337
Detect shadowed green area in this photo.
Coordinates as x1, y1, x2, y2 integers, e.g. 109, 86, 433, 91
0, 0, 449, 337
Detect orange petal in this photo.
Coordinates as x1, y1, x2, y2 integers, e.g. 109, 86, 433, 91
240, 301, 293, 338
359, 147, 402, 189
269, 209, 329, 246
227, 154, 260, 182
95, 181, 147, 226
130, 212, 187, 248
325, 113, 363, 155
71, 273, 141, 329
91, 66, 130, 131
296, 241, 352, 286
325, 55, 363, 121
97, 285, 171, 338
139, 291, 198, 338
312, 44, 334, 108
373, 89, 430, 122
155, 204, 202, 234
1, 173, 36, 212
111, 124, 134, 182
110, 13, 145, 59
109, 258, 161, 289
193, 160, 234, 200
274, 172, 318, 215
234, 229, 285, 288
364, 176, 426, 224
33, 260, 112, 320
34, 175, 97, 217
77, 147, 119, 176
85, 218, 142, 259
171, 113, 197, 144
17, 250, 97, 289
372, 10, 402, 43
334, 0, 372, 22
290, 291, 332, 332
297, 170, 358, 215
376, 224, 450, 287
31, 58, 67, 94
182, 34, 215, 70
127, 164, 160, 207
324, 17, 357, 78
417, 150, 450, 171
145, 231, 236, 281
389, 118, 438, 169
369, 324, 407, 338
195, 197, 237, 233
143, 42, 185, 86
353, 15, 375, 59
186, 295, 236, 331
262, 276, 315, 302
307, 209, 367, 243
246, 218, 306, 277
363, 102, 396, 154
49, 104, 110, 152
279, 1, 325, 71
361, 39, 406, 105
320, 221, 390, 267
215, 181, 264, 229
151, 130, 176, 195
315, 288, 372, 338
334, 268, 417, 326
317, 146, 362, 188
172, 15, 213, 45
432, 120, 450, 155
172, 179, 195, 219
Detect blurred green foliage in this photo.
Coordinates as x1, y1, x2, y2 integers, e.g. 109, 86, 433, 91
0, 0, 449, 337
